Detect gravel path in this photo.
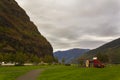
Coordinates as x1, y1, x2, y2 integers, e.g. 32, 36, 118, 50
16, 69, 43, 80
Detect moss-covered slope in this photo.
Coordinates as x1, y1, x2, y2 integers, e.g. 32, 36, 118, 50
0, 0, 53, 58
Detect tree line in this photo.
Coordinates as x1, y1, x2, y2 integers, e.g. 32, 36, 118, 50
0, 52, 57, 65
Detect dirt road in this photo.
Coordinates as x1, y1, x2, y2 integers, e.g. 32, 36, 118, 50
16, 69, 43, 80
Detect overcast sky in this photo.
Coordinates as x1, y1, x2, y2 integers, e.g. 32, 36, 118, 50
16, 0, 120, 51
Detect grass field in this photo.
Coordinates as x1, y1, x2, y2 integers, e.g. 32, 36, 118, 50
38, 65, 120, 80
0, 65, 120, 80
0, 66, 44, 80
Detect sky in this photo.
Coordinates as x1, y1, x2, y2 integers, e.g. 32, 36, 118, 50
16, 0, 120, 51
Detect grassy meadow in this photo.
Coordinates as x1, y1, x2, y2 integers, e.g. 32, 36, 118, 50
38, 65, 120, 80
0, 66, 44, 80
0, 65, 120, 80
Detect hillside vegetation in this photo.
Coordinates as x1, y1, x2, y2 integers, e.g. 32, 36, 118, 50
80, 38, 120, 64
0, 0, 53, 58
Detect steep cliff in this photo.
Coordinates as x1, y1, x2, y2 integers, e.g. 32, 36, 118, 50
0, 0, 53, 58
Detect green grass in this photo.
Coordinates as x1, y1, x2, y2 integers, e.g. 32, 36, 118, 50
38, 65, 120, 80
0, 65, 44, 80
0, 65, 120, 80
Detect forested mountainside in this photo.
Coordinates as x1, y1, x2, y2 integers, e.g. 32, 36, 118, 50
0, 0, 53, 58
80, 38, 120, 64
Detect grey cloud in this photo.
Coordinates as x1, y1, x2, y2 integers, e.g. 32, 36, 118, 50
78, 40, 106, 49
16, 0, 120, 51
82, 24, 120, 37
50, 37, 106, 50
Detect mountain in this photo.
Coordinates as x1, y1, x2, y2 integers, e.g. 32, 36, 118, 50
0, 0, 53, 58
80, 38, 120, 64
54, 48, 90, 63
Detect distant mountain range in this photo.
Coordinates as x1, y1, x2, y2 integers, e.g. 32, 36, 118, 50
54, 48, 90, 63
80, 38, 120, 64
54, 38, 120, 64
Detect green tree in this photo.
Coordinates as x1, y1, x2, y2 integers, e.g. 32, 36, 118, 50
54, 57, 59, 63
31, 55, 40, 65
3, 53, 12, 63
0, 54, 3, 64
108, 48, 120, 64
77, 58, 85, 67
9, 54, 15, 63
61, 58, 65, 64
44, 55, 53, 64
96, 53, 109, 63
14, 52, 27, 65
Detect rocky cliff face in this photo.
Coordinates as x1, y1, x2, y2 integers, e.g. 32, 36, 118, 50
0, 0, 53, 58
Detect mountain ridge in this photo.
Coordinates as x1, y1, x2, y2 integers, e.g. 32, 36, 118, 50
80, 38, 120, 64
54, 48, 90, 63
